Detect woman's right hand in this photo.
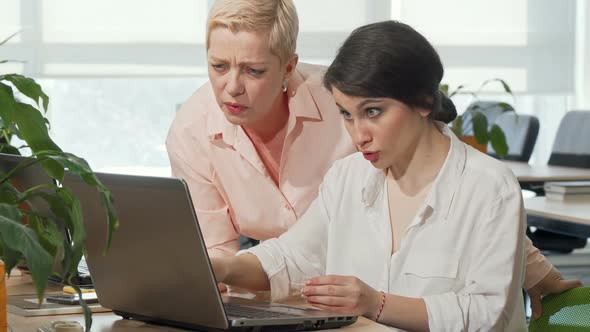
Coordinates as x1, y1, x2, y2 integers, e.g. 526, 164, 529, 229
210, 256, 230, 293
217, 282, 228, 293
210, 257, 227, 281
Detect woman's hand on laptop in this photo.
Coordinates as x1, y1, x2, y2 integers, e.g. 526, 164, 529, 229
210, 257, 229, 290
301, 275, 382, 319
217, 282, 228, 293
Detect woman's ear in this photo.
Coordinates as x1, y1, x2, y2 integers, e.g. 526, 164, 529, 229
417, 107, 432, 118
284, 54, 299, 81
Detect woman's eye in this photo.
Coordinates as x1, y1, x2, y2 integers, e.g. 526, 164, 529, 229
366, 108, 382, 118
247, 68, 265, 76
340, 110, 352, 120
211, 64, 226, 71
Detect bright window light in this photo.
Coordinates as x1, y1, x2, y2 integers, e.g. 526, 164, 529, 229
298, 0, 368, 32
44, 64, 207, 76
395, 0, 527, 46
42, 0, 207, 44
0, 0, 21, 42
443, 67, 527, 93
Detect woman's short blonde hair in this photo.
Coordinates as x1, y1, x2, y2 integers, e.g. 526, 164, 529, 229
206, 0, 298, 64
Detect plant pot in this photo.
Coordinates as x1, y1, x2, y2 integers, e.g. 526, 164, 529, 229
459, 135, 487, 154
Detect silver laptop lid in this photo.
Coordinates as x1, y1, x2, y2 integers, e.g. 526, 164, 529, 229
63, 172, 229, 329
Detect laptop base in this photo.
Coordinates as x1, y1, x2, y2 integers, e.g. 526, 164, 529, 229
113, 310, 356, 331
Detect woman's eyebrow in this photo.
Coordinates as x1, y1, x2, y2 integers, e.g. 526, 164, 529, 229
357, 98, 383, 108
207, 56, 268, 66
335, 103, 347, 111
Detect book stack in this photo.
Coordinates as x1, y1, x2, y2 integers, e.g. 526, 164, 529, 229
544, 181, 590, 201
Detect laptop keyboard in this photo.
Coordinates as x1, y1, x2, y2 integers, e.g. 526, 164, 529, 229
224, 303, 305, 319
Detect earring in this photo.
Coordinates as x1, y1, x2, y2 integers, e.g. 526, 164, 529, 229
282, 80, 288, 93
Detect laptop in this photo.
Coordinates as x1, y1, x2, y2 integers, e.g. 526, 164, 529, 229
0, 153, 92, 286
62, 171, 358, 331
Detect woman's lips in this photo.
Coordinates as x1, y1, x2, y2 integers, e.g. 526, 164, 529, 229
225, 103, 247, 115
362, 152, 379, 162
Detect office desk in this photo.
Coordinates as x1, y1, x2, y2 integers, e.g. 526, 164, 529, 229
6, 275, 390, 332
504, 161, 590, 183
525, 196, 590, 238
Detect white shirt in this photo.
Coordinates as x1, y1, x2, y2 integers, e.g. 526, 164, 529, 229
245, 125, 527, 331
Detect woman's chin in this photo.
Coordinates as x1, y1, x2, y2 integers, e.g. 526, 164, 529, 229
367, 159, 388, 170
222, 111, 250, 125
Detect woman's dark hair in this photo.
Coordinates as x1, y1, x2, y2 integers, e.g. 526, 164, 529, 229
324, 20, 457, 123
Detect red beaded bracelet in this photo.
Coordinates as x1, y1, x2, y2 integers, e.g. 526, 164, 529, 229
375, 291, 386, 322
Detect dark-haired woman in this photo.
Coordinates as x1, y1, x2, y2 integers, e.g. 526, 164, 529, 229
211, 21, 529, 331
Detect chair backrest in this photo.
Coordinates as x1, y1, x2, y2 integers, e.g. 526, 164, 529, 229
461, 100, 515, 136
548, 111, 590, 168
488, 113, 540, 162
528, 286, 590, 332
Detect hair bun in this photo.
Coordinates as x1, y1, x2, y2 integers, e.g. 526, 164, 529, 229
434, 92, 457, 124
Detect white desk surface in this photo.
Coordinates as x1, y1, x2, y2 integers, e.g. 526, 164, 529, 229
525, 196, 590, 226
504, 161, 590, 182
6, 275, 390, 332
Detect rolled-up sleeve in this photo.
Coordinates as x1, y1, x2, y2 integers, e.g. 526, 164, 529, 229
244, 180, 332, 301
523, 237, 553, 290
423, 187, 526, 331
166, 118, 239, 257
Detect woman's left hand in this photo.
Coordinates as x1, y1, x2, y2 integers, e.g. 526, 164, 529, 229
301, 275, 382, 319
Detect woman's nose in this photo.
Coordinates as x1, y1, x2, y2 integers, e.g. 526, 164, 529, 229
352, 122, 371, 148
226, 71, 244, 97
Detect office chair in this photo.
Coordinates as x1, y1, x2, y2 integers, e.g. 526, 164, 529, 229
528, 286, 590, 332
488, 113, 540, 162
461, 100, 515, 136
548, 111, 590, 168
528, 111, 590, 253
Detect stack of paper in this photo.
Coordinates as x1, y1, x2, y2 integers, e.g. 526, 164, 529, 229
544, 181, 590, 201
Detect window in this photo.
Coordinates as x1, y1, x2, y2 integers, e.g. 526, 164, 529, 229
0, 1, 582, 170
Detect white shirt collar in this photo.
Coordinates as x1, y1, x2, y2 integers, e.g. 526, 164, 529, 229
361, 123, 467, 220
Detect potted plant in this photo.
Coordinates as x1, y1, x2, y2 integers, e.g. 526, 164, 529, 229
0, 32, 118, 331
441, 78, 513, 158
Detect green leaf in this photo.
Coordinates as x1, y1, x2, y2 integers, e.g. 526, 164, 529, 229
471, 111, 489, 144
100, 189, 119, 252
479, 78, 513, 96
0, 144, 20, 155
38, 151, 94, 179
0, 203, 54, 301
0, 82, 17, 124
33, 151, 120, 252
57, 188, 86, 256
490, 124, 509, 158
69, 284, 93, 331
439, 84, 449, 97
2, 74, 49, 112
0, 243, 22, 277
11, 103, 63, 179
498, 102, 513, 111
450, 115, 463, 136
0, 181, 18, 204
26, 214, 63, 257
448, 85, 466, 98
496, 78, 513, 95
25, 189, 82, 278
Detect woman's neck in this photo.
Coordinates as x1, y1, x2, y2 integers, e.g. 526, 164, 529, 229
389, 123, 450, 196
243, 92, 289, 143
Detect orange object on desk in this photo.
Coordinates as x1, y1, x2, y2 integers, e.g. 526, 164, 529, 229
0, 260, 7, 331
